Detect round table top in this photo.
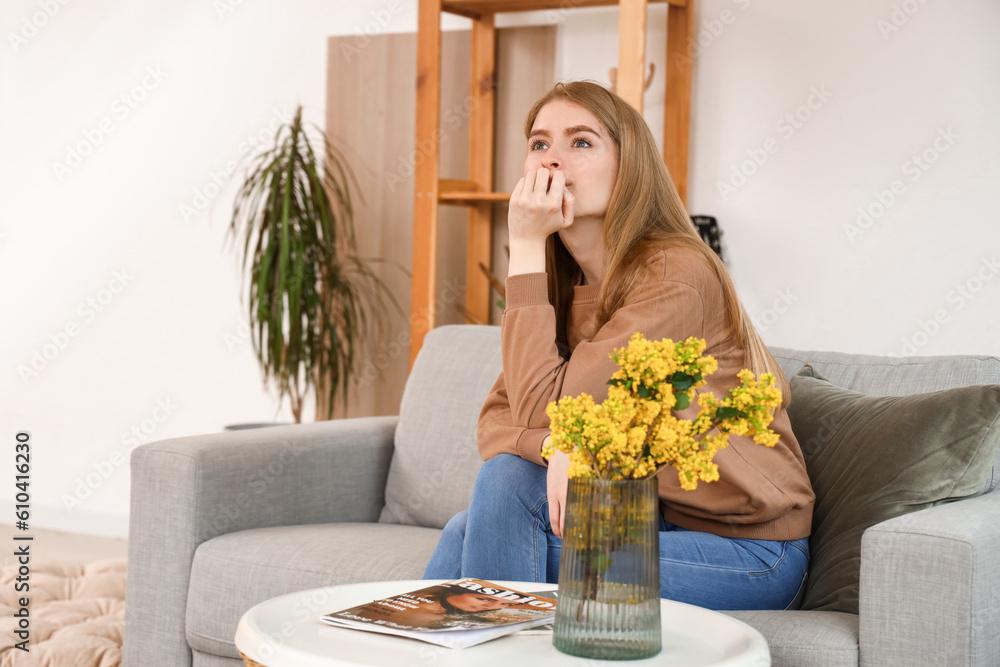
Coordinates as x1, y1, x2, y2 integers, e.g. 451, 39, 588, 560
235, 580, 770, 666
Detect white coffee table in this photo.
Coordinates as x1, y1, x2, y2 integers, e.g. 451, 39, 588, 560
235, 580, 770, 666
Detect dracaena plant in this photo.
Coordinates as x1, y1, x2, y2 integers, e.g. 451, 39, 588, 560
229, 106, 400, 422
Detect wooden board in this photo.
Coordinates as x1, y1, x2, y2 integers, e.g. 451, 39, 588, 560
465, 13, 497, 325
665, 0, 694, 205
617, 0, 648, 112
325, 30, 470, 419
491, 26, 558, 324
443, 0, 684, 17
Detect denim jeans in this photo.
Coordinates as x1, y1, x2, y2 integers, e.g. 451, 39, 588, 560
423, 454, 809, 611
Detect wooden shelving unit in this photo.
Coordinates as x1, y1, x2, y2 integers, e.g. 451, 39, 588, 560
410, 0, 695, 365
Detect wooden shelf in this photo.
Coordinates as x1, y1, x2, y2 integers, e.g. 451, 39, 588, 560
410, 0, 694, 366
438, 192, 512, 204
442, 0, 685, 18
436, 179, 510, 204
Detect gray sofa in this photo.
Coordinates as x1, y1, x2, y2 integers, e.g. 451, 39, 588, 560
123, 324, 1000, 667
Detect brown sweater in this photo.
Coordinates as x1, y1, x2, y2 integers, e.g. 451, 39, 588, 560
477, 245, 815, 541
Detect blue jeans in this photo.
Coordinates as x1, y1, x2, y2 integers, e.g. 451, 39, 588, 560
423, 454, 809, 611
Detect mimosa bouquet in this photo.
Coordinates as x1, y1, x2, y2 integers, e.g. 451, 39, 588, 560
542, 332, 783, 490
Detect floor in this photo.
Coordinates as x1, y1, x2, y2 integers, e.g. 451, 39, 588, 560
0, 523, 128, 567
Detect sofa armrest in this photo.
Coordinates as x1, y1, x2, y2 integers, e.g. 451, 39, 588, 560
123, 416, 397, 667
859, 490, 1000, 667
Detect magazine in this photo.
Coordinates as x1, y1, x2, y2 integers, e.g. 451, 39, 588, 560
321, 579, 557, 649
512, 589, 557, 635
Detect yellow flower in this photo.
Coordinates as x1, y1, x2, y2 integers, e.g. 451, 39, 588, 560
545, 332, 783, 488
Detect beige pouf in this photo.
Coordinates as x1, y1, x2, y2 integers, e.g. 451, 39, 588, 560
0, 558, 126, 666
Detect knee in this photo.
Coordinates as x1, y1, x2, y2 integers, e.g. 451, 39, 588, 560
440, 510, 469, 542
474, 454, 541, 496
470, 454, 546, 512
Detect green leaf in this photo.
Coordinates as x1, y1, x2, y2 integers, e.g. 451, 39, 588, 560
673, 392, 690, 410
608, 378, 624, 387
716, 406, 748, 420
670, 371, 695, 391
637, 384, 652, 399
586, 554, 614, 574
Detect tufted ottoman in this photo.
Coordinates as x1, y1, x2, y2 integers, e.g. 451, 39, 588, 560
0, 558, 126, 666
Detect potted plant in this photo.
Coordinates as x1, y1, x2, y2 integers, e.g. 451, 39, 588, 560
228, 105, 400, 422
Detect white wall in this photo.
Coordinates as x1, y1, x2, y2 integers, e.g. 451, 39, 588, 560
2, 0, 997, 538
0, 0, 470, 538
556, 1, 1000, 357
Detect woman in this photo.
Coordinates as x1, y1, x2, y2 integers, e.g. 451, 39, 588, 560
424, 81, 815, 611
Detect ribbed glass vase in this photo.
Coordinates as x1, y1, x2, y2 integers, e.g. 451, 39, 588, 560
553, 476, 661, 660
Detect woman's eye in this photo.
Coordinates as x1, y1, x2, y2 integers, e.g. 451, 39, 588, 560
573, 138, 592, 148
530, 140, 548, 150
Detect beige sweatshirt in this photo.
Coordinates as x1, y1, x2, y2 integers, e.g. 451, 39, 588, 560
477, 244, 815, 541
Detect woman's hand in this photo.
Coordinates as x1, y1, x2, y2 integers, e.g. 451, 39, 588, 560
506, 169, 575, 277
545, 443, 571, 540
506, 168, 575, 277
508, 167, 575, 244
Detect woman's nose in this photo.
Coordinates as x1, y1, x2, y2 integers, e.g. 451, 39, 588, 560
542, 146, 562, 170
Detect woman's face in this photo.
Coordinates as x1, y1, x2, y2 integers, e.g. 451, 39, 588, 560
525, 98, 619, 222
445, 592, 521, 613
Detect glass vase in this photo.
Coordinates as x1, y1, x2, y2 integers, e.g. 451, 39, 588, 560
553, 476, 661, 660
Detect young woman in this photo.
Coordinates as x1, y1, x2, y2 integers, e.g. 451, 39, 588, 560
423, 81, 815, 611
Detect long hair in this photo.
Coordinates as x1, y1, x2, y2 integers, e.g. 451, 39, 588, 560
524, 81, 791, 406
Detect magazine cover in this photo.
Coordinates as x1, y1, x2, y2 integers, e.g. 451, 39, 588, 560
321, 579, 557, 649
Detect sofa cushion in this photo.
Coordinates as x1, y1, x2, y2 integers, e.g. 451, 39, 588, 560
787, 365, 1000, 614
722, 609, 858, 667
771, 348, 1000, 395
772, 347, 1000, 494
186, 523, 442, 659
380, 325, 504, 528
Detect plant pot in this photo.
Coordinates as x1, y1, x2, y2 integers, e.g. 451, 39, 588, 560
553, 476, 661, 660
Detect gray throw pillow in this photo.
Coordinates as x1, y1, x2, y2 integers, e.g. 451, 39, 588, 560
788, 364, 1000, 614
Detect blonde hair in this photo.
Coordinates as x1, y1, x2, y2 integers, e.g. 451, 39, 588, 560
524, 81, 791, 406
